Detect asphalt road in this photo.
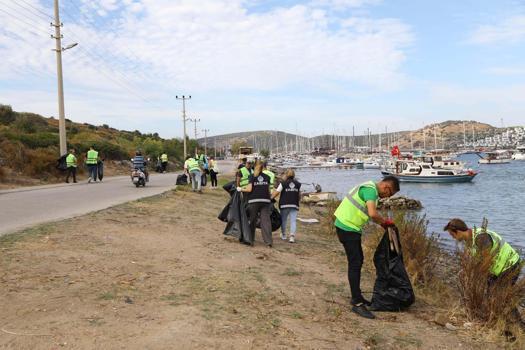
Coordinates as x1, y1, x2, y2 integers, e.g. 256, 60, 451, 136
0, 173, 179, 237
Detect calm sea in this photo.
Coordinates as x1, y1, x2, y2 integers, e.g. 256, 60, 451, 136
295, 154, 525, 251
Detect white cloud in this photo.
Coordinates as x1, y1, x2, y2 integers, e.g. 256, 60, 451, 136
485, 66, 525, 76
0, 0, 414, 136
469, 15, 525, 45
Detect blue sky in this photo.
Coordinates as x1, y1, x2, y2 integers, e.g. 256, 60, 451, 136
1, 0, 524, 138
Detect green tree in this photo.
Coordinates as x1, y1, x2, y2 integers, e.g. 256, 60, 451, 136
260, 149, 270, 159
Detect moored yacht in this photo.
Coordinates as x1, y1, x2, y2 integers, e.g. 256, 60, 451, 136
381, 160, 477, 183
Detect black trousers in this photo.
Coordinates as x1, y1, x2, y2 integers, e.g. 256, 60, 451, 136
161, 162, 167, 172
66, 167, 76, 183
336, 227, 365, 304
210, 170, 218, 186
247, 202, 272, 245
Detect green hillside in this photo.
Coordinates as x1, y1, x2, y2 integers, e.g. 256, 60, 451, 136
0, 104, 199, 182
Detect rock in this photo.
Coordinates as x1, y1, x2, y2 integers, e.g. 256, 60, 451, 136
445, 323, 458, 331
463, 322, 473, 329
378, 196, 422, 210
434, 314, 448, 326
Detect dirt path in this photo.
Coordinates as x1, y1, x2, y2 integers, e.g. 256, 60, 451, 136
0, 185, 495, 349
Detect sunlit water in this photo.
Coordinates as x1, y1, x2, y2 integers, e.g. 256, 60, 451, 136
295, 154, 525, 252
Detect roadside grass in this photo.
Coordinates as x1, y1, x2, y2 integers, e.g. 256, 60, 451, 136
0, 223, 55, 247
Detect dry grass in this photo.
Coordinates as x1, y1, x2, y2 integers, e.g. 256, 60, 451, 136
457, 246, 525, 335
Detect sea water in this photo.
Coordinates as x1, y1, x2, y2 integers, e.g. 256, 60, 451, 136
295, 154, 525, 251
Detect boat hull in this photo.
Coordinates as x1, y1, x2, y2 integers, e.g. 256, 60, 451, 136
479, 159, 511, 164
381, 171, 477, 183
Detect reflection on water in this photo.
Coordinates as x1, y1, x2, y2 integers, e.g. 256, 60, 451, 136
295, 154, 525, 251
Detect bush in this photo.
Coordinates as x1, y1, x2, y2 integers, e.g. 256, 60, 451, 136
0, 104, 15, 125
394, 212, 444, 286
17, 132, 59, 148
13, 113, 48, 133
457, 234, 525, 331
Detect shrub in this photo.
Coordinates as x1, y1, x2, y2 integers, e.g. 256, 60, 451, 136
394, 212, 445, 286
0, 104, 15, 125
457, 233, 525, 331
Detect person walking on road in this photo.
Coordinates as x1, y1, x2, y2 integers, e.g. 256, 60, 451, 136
333, 176, 400, 319
185, 155, 203, 193
86, 145, 99, 183
239, 161, 273, 247
161, 153, 168, 173
65, 148, 77, 183
272, 169, 301, 243
209, 156, 219, 188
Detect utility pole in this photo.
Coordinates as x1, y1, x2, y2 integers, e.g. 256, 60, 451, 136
52, 0, 77, 156
176, 95, 191, 158
202, 128, 209, 156
189, 117, 200, 155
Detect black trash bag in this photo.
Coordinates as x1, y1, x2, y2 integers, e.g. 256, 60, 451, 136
370, 227, 415, 311
222, 191, 252, 244
56, 155, 67, 171
218, 199, 230, 222
222, 180, 236, 196
97, 160, 104, 181
176, 174, 188, 185
255, 205, 282, 232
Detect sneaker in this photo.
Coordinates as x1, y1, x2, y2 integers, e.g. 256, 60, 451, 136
88, 177, 92, 183
289, 236, 295, 243
352, 298, 372, 307
351, 304, 375, 319
65, 180, 69, 183
280, 233, 287, 240
73, 181, 77, 183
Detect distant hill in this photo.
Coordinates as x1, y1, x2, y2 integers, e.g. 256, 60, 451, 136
198, 121, 503, 153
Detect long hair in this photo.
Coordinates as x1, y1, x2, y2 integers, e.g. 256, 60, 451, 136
285, 168, 295, 180
253, 161, 263, 177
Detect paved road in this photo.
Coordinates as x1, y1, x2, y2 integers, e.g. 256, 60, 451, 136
0, 160, 239, 237
0, 173, 179, 236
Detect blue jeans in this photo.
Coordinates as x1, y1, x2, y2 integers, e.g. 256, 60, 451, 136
190, 170, 202, 191
88, 165, 97, 181
280, 208, 298, 236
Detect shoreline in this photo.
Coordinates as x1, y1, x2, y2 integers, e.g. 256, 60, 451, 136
1, 176, 514, 349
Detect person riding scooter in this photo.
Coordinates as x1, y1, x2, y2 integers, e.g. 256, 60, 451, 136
132, 150, 149, 182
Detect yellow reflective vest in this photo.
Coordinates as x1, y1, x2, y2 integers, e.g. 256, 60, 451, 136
334, 181, 378, 232
161, 153, 168, 162
472, 228, 520, 276
86, 150, 98, 165
66, 153, 77, 167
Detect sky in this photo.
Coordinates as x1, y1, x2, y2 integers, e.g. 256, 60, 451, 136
1, 0, 525, 138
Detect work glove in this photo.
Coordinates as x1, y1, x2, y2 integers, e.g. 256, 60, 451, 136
236, 187, 242, 192
381, 219, 396, 229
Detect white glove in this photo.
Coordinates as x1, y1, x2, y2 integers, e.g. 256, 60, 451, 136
236, 187, 242, 192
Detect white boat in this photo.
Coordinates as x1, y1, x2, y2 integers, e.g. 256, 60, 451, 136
478, 150, 512, 164
512, 146, 525, 161
381, 160, 477, 183
363, 159, 381, 169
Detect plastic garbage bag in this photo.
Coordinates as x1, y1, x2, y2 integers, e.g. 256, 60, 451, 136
370, 227, 415, 311
97, 160, 104, 181
176, 174, 188, 185
56, 155, 67, 171
221, 191, 252, 244
255, 205, 281, 232
222, 181, 236, 196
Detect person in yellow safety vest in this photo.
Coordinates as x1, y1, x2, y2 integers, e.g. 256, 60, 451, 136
184, 155, 204, 193
333, 176, 400, 319
86, 145, 99, 183
65, 148, 77, 183
161, 153, 168, 173
236, 159, 253, 189
262, 161, 275, 191
444, 218, 521, 279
